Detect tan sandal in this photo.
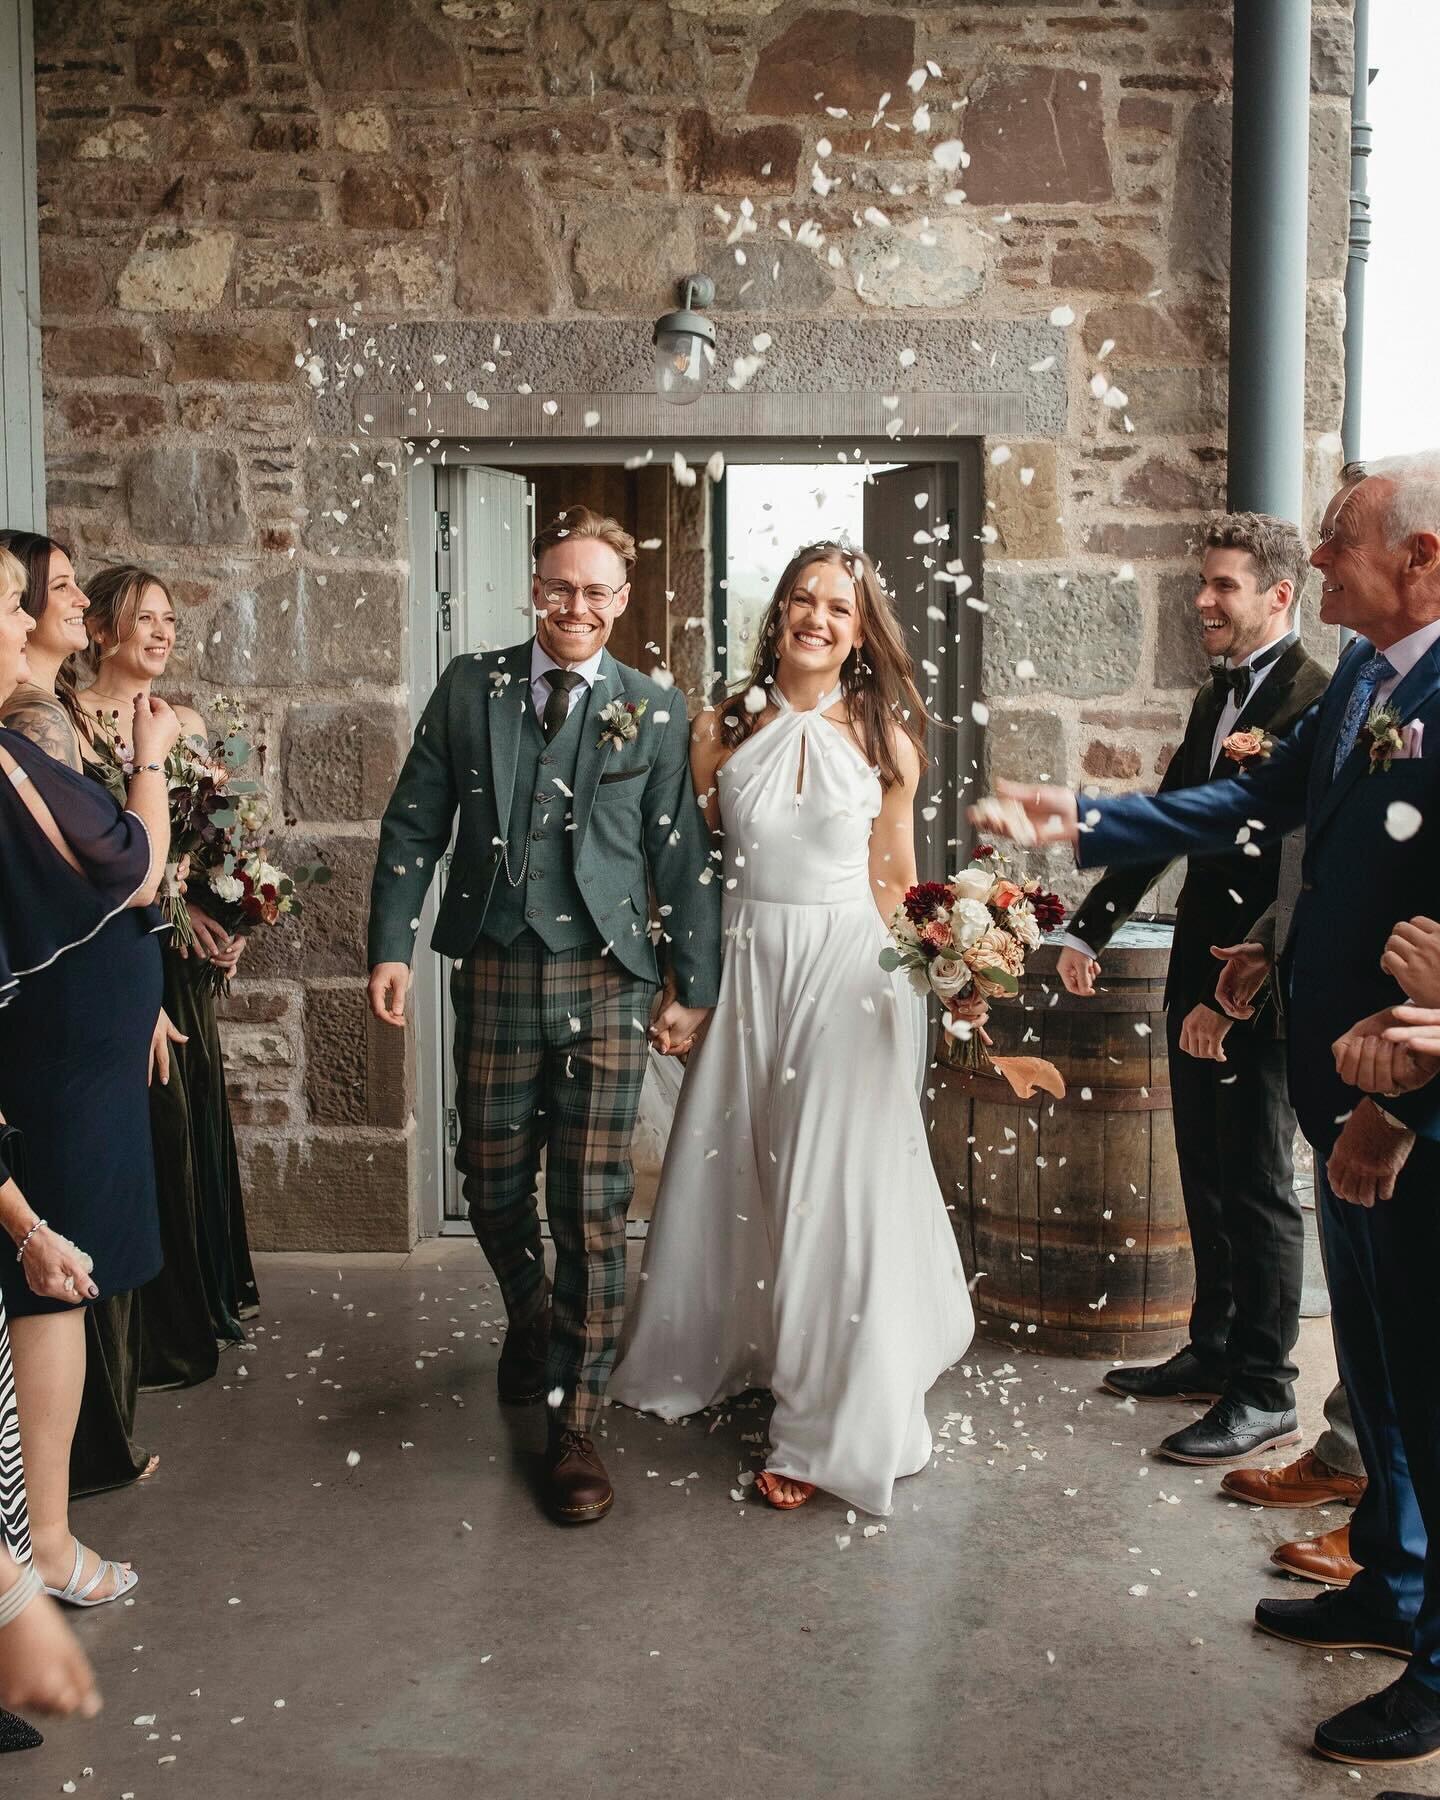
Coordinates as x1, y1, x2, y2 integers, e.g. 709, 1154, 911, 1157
754, 1470, 816, 1510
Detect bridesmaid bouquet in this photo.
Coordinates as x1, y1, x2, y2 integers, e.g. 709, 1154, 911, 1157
880, 846, 1067, 1091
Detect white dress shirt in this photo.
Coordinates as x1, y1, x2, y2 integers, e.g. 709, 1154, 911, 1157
1059, 629, 1298, 961
530, 639, 606, 727
1372, 617, 1440, 710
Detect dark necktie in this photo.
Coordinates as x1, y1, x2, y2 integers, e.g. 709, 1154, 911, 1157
541, 668, 583, 741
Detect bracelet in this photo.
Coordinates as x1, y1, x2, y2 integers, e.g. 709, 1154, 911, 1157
0, 1563, 42, 1630
14, 1218, 46, 1263
128, 762, 163, 775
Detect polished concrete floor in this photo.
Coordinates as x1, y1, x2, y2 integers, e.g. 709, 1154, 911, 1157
20, 1245, 1426, 1800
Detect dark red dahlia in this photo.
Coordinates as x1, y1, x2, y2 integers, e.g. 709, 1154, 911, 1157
970, 842, 998, 860
903, 880, 952, 927
1025, 884, 1066, 931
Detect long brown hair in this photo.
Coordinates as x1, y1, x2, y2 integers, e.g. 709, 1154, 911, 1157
719, 542, 931, 789
83, 563, 176, 675
0, 529, 87, 736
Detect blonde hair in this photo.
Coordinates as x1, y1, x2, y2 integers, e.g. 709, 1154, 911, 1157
0, 546, 26, 598
531, 505, 636, 571
83, 564, 174, 674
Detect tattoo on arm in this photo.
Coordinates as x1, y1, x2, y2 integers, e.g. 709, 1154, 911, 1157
0, 699, 83, 772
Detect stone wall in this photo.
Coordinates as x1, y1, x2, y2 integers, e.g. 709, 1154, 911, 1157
30, 0, 1354, 1249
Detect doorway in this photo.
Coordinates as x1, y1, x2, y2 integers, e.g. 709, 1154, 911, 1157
405, 440, 985, 1236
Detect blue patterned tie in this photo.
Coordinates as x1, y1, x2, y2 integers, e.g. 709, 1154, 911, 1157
1331, 649, 1397, 777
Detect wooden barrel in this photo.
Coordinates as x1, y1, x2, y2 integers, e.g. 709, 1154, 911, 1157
927, 926, 1192, 1358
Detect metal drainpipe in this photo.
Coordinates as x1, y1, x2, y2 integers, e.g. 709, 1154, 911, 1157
1227, 0, 1314, 523
1342, 0, 1373, 463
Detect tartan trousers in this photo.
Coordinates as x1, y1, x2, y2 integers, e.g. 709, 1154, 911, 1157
451, 934, 657, 1431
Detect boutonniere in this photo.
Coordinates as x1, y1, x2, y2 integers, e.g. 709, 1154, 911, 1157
1361, 703, 1404, 773
597, 697, 647, 751
1221, 727, 1275, 769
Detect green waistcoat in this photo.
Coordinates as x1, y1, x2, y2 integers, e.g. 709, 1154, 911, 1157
481, 686, 600, 953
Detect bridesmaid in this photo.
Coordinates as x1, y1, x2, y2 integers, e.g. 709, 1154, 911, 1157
79, 565, 260, 1381
0, 531, 180, 1599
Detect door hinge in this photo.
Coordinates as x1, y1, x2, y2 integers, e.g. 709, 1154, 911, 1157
446, 1108, 459, 1149
439, 590, 453, 632
437, 510, 451, 552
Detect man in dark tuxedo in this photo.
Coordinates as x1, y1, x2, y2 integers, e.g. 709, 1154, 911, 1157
1057, 513, 1328, 1466
975, 455, 1440, 1769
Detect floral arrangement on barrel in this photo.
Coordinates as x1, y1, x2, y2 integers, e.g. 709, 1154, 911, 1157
91, 697, 328, 987
880, 845, 1067, 1099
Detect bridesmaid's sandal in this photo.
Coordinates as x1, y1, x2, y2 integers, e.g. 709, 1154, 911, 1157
755, 1470, 816, 1510
43, 1539, 138, 1608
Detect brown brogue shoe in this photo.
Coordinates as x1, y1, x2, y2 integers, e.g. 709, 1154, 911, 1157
1271, 1523, 1360, 1587
543, 1428, 614, 1526
497, 1300, 550, 1406
1220, 1448, 1367, 1509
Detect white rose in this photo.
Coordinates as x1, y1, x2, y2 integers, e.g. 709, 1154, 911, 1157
949, 896, 992, 950
211, 873, 244, 904
928, 956, 973, 1001
949, 867, 995, 904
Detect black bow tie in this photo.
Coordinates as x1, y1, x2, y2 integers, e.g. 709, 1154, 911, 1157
1211, 664, 1254, 705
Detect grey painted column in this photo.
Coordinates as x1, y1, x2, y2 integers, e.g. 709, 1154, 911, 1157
0, 0, 45, 532
1227, 0, 1313, 523
1342, 0, 1373, 463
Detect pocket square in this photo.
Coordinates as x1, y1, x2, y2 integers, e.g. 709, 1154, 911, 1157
1397, 720, 1425, 760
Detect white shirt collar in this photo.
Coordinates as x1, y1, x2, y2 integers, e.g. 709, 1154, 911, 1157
530, 637, 605, 690
1375, 618, 1440, 680
1223, 627, 1297, 672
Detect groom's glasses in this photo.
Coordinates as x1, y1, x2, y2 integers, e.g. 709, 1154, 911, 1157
538, 580, 623, 611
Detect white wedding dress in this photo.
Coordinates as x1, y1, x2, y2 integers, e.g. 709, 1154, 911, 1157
609, 684, 975, 1516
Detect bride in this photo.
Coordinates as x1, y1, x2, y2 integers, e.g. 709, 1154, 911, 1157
609, 542, 976, 1516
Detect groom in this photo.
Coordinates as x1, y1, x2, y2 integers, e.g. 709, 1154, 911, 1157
368, 505, 721, 1525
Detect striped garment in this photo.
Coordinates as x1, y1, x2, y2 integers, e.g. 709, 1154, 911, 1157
0, 1299, 31, 1565
451, 936, 656, 1431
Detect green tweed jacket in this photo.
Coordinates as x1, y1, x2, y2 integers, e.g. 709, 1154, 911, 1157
367, 641, 723, 1007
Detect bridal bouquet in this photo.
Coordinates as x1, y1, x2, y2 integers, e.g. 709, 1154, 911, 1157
880, 846, 1067, 1091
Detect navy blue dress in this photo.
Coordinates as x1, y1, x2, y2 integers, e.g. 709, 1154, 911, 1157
0, 727, 163, 1317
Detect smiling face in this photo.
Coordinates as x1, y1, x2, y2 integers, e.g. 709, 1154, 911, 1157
96, 580, 177, 683
775, 556, 864, 683
1194, 546, 1291, 662
27, 547, 88, 661
532, 535, 631, 665
0, 576, 37, 698
1310, 475, 1431, 648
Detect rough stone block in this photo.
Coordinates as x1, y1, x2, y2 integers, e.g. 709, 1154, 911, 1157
704, 236, 834, 313
963, 66, 1113, 206
983, 705, 1067, 789
1155, 569, 1210, 690
43, 324, 153, 378
117, 227, 235, 312
40, 248, 109, 315
538, 2, 709, 100
339, 167, 445, 231
1170, 101, 1230, 281
455, 158, 564, 317
283, 702, 407, 822
239, 832, 375, 982
240, 1131, 414, 1251
1051, 240, 1156, 293
982, 570, 1142, 698
365, 243, 449, 311
1087, 519, 1197, 561
304, 0, 463, 95
57, 390, 166, 440
1118, 97, 1172, 132
335, 106, 392, 154
127, 447, 247, 545
135, 34, 249, 99
987, 444, 1064, 560
249, 110, 322, 153
46, 450, 122, 512
200, 569, 404, 688
677, 112, 801, 193
1111, 366, 1227, 437
168, 327, 298, 384
1120, 454, 1220, 514
1312, 10, 1354, 95
746, 9, 915, 117
1308, 106, 1350, 283
216, 987, 293, 1026
1081, 739, 1142, 780
1082, 301, 1203, 366
301, 442, 403, 561
235, 243, 361, 309
304, 985, 411, 1128
850, 217, 985, 309
573, 205, 700, 312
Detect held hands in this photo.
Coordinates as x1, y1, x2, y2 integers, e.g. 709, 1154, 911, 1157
130, 692, 181, 766
1333, 1007, 1440, 1096
968, 779, 1079, 848
1056, 947, 1100, 996
651, 998, 711, 1058
1178, 1002, 1233, 1062
1381, 916, 1440, 1007
147, 1007, 188, 1086
1327, 1097, 1415, 1207
369, 962, 411, 1029
1212, 941, 1271, 1019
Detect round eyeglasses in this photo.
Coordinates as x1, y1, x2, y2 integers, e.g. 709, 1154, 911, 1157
538, 580, 624, 611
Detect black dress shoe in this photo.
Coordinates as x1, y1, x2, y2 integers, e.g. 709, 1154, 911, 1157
0, 1710, 42, 1753
1100, 1346, 1225, 1402
1315, 1674, 1440, 1766
1255, 1589, 1414, 1658
496, 1298, 550, 1406
1155, 1397, 1301, 1465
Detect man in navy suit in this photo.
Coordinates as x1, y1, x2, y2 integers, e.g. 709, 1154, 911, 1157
974, 455, 1440, 1770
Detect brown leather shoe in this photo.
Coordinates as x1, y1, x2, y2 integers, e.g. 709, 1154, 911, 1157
1220, 1448, 1367, 1509
543, 1428, 614, 1526
497, 1299, 550, 1406
1271, 1522, 1360, 1587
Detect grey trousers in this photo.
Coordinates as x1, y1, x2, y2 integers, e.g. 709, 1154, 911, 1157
1315, 1378, 1364, 1477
